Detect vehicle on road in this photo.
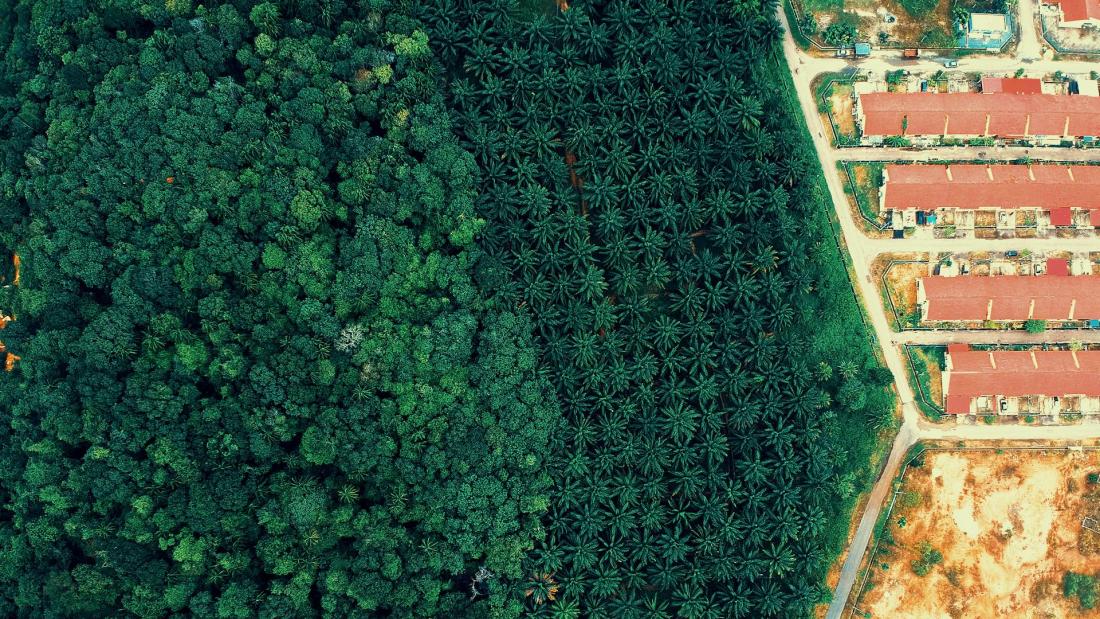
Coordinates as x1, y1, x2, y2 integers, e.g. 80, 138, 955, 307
943, 59, 958, 68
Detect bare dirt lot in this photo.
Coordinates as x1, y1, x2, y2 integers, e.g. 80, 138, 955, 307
800, 0, 956, 48
859, 449, 1100, 618
881, 258, 930, 329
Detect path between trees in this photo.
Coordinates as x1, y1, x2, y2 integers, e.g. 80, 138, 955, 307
776, 6, 1100, 618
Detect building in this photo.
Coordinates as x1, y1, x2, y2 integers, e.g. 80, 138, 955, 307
917, 268, 1100, 322
942, 345, 1100, 415
854, 42, 872, 57
855, 92, 1100, 144
981, 77, 1043, 94
1078, 79, 1100, 97
880, 164, 1100, 227
1048, 0, 1100, 28
966, 13, 1011, 48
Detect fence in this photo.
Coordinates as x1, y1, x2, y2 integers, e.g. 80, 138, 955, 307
1039, 12, 1100, 56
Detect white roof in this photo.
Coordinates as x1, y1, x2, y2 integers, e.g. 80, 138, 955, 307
970, 12, 1009, 31
1079, 79, 1100, 97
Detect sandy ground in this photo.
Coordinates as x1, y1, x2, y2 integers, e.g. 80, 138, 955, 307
829, 83, 857, 140
859, 449, 1100, 618
884, 260, 929, 326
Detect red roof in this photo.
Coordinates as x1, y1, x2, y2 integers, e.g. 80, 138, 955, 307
982, 77, 1043, 95
1053, 0, 1100, 22
944, 346, 1100, 413
1047, 258, 1071, 276
1050, 207, 1073, 226
883, 164, 1100, 211
860, 92, 1100, 137
921, 275, 1100, 321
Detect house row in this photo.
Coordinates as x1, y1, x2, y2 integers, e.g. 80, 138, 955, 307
943, 345, 1100, 415
880, 164, 1100, 228
917, 259, 1100, 323
855, 90, 1100, 145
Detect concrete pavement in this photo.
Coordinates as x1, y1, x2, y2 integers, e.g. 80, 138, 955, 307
893, 329, 1100, 345
779, 3, 1100, 618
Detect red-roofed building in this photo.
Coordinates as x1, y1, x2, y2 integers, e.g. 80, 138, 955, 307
917, 274, 1100, 322
1048, 0, 1100, 28
854, 92, 1100, 144
942, 345, 1100, 415
880, 164, 1100, 229
1047, 258, 1071, 276
1050, 207, 1073, 226
981, 77, 1043, 94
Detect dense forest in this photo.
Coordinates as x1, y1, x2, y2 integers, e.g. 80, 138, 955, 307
0, 0, 894, 617
0, 1, 558, 616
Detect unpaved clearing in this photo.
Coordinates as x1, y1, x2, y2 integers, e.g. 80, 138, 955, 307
859, 449, 1100, 618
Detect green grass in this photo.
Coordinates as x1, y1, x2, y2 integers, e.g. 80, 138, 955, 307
899, 0, 940, 17
841, 162, 885, 228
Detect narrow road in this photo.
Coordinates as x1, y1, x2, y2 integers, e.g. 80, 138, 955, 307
777, 5, 1100, 619
893, 329, 1100, 345
833, 146, 1099, 162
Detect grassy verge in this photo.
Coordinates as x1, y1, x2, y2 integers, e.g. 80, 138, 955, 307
839, 162, 886, 232
905, 346, 946, 421
769, 50, 900, 596
784, 0, 814, 50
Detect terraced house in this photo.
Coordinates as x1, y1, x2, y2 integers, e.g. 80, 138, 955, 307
943, 345, 1100, 416
880, 164, 1100, 230
854, 91, 1100, 145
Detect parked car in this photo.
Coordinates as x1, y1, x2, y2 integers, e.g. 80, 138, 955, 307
1006, 250, 1019, 257
943, 59, 958, 68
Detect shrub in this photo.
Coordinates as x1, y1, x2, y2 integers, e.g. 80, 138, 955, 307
1064, 572, 1099, 609
911, 541, 944, 576
1025, 319, 1047, 333
823, 13, 859, 46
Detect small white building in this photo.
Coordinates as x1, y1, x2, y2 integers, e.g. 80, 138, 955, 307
1079, 79, 1100, 97
968, 13, 1009, 37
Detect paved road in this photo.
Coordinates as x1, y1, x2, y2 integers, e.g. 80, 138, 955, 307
777, 6, 1100, 619
893, 330, 1100, 345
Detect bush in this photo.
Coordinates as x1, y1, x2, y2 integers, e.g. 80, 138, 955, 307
823, 14, 859, 46
1064, 572, 1099, 609
911, 541, 944, 576
1025, 319, 1047, 333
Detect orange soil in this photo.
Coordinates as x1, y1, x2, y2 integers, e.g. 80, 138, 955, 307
860, 450, 1100, 619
